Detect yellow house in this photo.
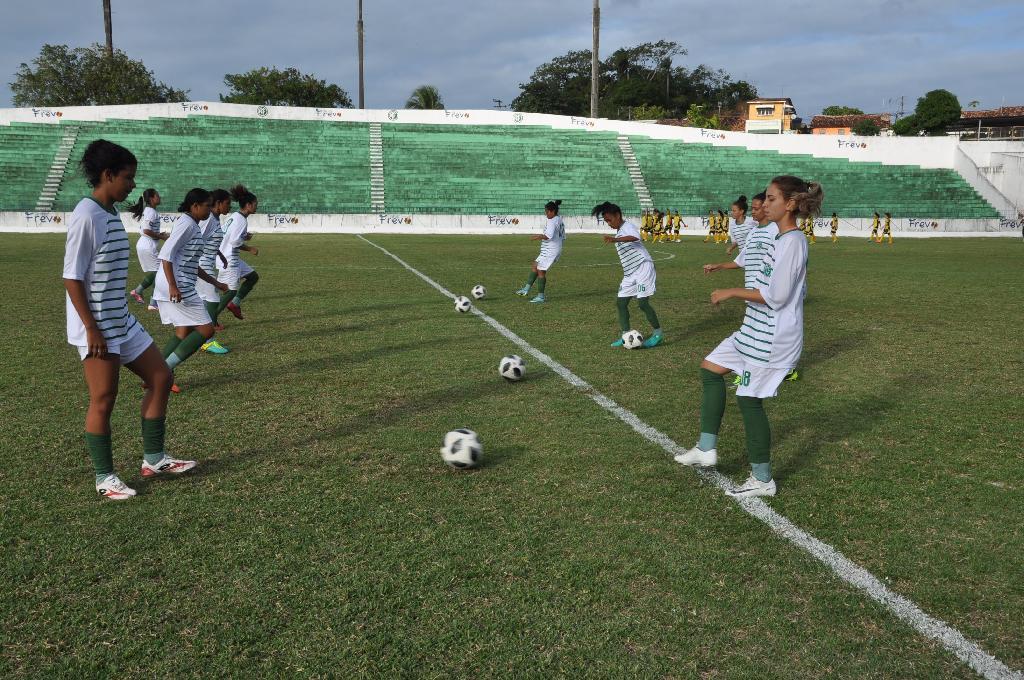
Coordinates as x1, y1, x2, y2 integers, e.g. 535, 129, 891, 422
744, 98, 797, 134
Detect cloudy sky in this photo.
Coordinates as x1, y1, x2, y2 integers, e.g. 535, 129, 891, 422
2, 0, 1022, 117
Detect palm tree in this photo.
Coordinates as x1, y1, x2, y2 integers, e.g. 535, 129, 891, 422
405, 85, 444, 110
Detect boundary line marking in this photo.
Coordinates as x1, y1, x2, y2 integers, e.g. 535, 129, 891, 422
357, 234, 1021, 680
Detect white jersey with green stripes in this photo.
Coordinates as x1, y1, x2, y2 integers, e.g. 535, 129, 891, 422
198, 213, 224, 272
63, 198, 142, 346
614, 221, 652, 275
538, 216, 565, 259
728, 216, 758, 250
733, 226, 807, 368
155, 214, 205, 302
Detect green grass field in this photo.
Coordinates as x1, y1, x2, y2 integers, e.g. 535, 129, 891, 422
1, 233, 1021, 678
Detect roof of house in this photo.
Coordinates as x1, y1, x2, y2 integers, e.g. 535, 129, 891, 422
960, 106, 1024, 120
810, 113, 892, 129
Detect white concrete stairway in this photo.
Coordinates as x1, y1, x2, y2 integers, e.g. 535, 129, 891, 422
617, 134, 653, 210
369, 123, 385, 213
36, 126, 80, 211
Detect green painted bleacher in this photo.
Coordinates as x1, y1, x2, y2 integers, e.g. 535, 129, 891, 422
382, 124, 640, 215
629, 137, 999, 218
51, 116, 371, 213
0, 123, 63, 210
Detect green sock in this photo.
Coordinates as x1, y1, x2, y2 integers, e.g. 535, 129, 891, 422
525, 271, 538, 289
637, 297, 661, 330
141, 417, 166, 465
205, 301, 219, 324
134, 271, 157, 294
162, 335, 183, 359
537, 277, 546, 294
737, 395, 772, 481
166, 330, 207, 370
85, 432, 114, 481
234, 272, 259, 304
699, 368, 726, 451
616, 296, 631, 332
217, 289, 237, 315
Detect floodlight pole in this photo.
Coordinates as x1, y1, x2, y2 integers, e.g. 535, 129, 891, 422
103, 0, 113, 57
591, 0, 600, 119
357, 0, 365, 109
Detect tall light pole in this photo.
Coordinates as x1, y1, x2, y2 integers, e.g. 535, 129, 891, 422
590, 0, 600, 118
103, 0, 113, 57
357, 0, 365, 109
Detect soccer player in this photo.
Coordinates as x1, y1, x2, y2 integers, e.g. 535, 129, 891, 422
216, 185, 261, 320
717, 210, 729, 243
516, 199, 565, 303
672, 209, 682, 242
882, 212, 894, 245
869, 212, 880, 242
593, 201, 663, 349
128, 188, 167, 310
830, 212, 839, 243
676, 175, 822, 498
704, 209, 716, 243
63, 140, 195, 501
805, 215, 817, 244
640, 209, 650, 241
725, 195, 756, 256
155, 188, 229, 384
196, 188, 231, 352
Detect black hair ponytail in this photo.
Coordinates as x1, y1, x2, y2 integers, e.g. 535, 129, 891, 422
210, 188, 230, 204
230, 183, 257, 210
591, 201, 621, 218
129, 188, 157, 219
545, 199, 562, 214
732, 195, 748, 213
178, 187, 212, 213
79, 139, 137, 188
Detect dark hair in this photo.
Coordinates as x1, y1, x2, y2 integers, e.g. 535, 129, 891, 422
79, 139, 137, 188
129, 188, 158, 219
884, 212, 891, 217
210, 188, 231, 204
718, 210, 725, 217
752, 191, 767, 203
591, 201, 622, 218
178, 188, 212, 213
230, 183, 257, 209
545, 199, 562, 214
732, 195, 748, 213
770, 175, 825, 218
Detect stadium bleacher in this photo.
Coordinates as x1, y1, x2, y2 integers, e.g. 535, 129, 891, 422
0, 115, 1001, 218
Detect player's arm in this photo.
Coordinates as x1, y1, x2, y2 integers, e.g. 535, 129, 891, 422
197, 267, 229, 291
141, 227, 163, 239
703, 261, 740, 274
603, 235, 639, 243
710, 287, 766, 306
530, 233, 550, 241
240, 244, 260, 255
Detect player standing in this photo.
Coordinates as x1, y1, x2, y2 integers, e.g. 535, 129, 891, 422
725, 195, 756, 256
516, 199, 565, 303
830, 212, 839, 243
128, 188, 166, 310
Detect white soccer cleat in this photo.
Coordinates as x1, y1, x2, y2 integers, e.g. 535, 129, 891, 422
674, 446, 717, 467
96, 474, 137, 501
727, 475, 777, 498
140, 455, 198, 478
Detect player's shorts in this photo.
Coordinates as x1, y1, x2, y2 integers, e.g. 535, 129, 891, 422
217, 260, 254, 290
618, 261, 656, 298
136, 239, 160, 272
535, 252, 561, 271
705, 334, 792, 398
75, 323, 153, 363
195, 277, 221, 304
158, 296, 212, 327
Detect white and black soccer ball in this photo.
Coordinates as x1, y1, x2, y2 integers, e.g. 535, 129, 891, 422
440, 429, 482, 469
454, 295, 472, 313
622, 329, 644, 349
471, 284, 487, 300
499, 354, 526, 381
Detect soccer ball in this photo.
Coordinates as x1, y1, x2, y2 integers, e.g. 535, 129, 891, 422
499, 354, 525, 381
622, 329, 644, 349
454, 295, 472, 313
440, 429, 482, 469
471, 284, 487, 300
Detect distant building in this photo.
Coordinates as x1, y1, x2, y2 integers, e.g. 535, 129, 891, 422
810, 113, 892, 135
951, 107, 1024, 141
744, 98, 798, 134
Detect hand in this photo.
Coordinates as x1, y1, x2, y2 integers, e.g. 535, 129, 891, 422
160, 232, 169, 240
249, 246, 260, 256
703, 263, 721, 275
217, 282, 229, 292
603, 235, 615, 244
85, 326, 107, 357
244, 232, 254, 241
169, 284, 182, 303
710, 289, 732, 305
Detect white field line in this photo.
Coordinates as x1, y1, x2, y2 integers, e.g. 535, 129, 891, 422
356, 234, 1022, 680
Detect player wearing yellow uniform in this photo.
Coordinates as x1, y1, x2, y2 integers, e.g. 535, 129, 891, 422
869, 212, 880, 242
882, 212, 894, 245
830, 212, 839, 243
672, 210, 682, 242
704, 210, 715, 243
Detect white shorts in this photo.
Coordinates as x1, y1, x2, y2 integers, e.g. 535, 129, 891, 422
195, 277, 222, 304
535, 253, 560, 271
158, 296, 212, 328
217, 260, 254, 290
617, 261, 656, 298
136, 239, 160, 272
75, 323, 153, 363
705, 334, 791, 399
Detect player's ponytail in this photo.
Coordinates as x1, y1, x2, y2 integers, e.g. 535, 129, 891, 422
771, 175, 824, 218
732, 195, 748, 215
230, 183, 257, 210
591, 201, 621, 218
545, 199, 562, 214
129, 188, 157, 219
210, 188, 230, 204
178, 188, 211, 214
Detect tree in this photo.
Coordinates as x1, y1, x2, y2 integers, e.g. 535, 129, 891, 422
685, 104, 720, 129
822, 105, 864, 116
512, 49, 597, 116
892, 114, 920, 136
913, 89, 961, 135
9, 43, 188, 107
220, 67, 351, 107
851, 119, 881, 136
405, 85, 444, 110
630, 104, 669, 120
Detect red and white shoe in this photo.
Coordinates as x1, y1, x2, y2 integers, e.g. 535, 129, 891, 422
130, 290, 145, 304
226, 302, 244, 320
141, 455, 198, 478
96, 474, 137, 500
